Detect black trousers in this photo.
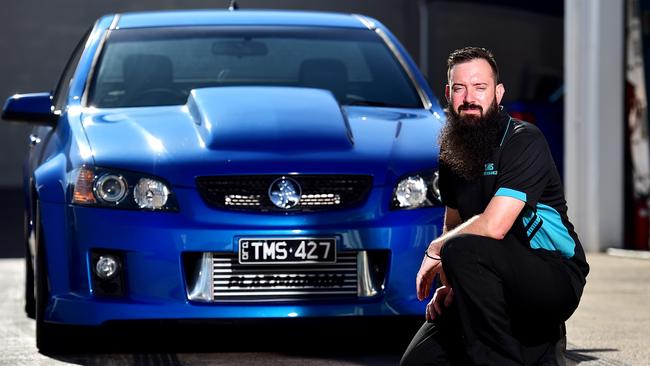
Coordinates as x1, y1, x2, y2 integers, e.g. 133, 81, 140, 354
401, 233, 582, 366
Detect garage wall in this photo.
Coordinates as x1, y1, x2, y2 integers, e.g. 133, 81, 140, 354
423, 1, 564, 106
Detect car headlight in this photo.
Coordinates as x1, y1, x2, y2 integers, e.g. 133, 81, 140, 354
395, 176, 428, 207
95, 174, 128, 204
134, 178, 170, 209
71, 166, 179, 211
391, 171, 441, 210
431, 171, 441, 203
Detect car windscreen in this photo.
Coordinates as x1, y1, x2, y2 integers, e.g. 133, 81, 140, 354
87, 26, 423, 108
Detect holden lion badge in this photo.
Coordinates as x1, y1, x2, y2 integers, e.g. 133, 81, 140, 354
269, 177, 301, 209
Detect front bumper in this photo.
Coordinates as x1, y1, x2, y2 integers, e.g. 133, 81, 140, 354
38, 188, 443, 326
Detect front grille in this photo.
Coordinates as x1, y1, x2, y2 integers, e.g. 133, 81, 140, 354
210, 252, 358, 301
195, 175, 372, 212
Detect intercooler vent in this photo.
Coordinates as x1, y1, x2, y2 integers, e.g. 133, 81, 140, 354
212, 252, 357, 301
185, 250, 389, 303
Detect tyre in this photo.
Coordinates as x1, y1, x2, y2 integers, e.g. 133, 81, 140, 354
25, 245, 35, 319
34, 201, 91, 353
24, 210, 35, 319
34, 201, 62, 353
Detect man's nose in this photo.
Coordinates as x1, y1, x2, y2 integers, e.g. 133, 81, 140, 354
463, 90, 476, 104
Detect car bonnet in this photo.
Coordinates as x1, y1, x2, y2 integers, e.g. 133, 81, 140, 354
80, 86, 441, 188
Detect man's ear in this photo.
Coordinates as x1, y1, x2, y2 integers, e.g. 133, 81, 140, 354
445, 84, 451, 102
496, 83, 505, 104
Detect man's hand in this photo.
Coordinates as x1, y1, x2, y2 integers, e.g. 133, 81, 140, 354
426, 285, 454, 321
416, 207, 457, 301
416, 252, 442, 301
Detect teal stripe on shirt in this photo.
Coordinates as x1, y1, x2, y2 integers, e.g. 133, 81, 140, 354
529, 203, 576, 258
495, 187, 527, 202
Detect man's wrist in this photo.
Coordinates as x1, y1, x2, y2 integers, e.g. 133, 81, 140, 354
428, 239, 444, 254
424, 249, 441, 260
425, 240, 443, 259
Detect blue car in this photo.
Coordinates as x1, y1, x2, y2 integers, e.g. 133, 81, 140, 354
2, 9, 445, 350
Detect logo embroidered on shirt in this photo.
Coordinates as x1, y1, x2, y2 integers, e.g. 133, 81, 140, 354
483, 163, 498, 176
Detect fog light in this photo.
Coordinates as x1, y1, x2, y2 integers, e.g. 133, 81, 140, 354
95, 255, 119, 280
91, 251, 125, 297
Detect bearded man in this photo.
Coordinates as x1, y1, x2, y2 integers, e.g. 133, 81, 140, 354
400, 47, 589, 366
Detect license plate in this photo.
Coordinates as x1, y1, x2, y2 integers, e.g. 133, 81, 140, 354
238, 237, 336, 264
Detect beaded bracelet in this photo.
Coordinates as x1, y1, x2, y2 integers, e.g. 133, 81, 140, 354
424, 250, 441, 261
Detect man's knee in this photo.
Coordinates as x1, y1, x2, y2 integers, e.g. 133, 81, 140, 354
440, 234, 492, 267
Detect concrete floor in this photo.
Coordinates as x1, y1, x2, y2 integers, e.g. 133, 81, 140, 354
565, 252, 650, 366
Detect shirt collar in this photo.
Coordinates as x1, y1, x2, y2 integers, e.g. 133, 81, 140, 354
497, 107, 513, 147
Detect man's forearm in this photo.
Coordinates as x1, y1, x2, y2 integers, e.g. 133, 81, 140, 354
428, 214, 489, 255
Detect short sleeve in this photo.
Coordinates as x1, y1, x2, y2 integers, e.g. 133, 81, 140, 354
438, 160, 458, 208
495, 129, 551, 208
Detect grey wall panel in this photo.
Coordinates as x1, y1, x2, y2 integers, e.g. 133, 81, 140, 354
424, 1, 564, 106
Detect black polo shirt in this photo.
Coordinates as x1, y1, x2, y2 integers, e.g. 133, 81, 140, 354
438, 111, 589, 287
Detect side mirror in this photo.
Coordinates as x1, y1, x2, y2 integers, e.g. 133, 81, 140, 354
2, 92, 55, 125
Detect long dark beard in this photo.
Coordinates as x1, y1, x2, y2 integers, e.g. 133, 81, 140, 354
439, 100, 502, 181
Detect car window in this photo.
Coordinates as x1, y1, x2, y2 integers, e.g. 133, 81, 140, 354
53, 28, 92, 113
87, 26, 422, 108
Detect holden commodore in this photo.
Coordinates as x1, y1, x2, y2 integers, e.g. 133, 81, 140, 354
2, 9, 445, 350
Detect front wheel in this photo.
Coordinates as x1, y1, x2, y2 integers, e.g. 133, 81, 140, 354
24, 243, 35, 319
24, 209, 35, 318
34, 202, 56, 352
34, 200, 75, 353
33, 201, 92, 353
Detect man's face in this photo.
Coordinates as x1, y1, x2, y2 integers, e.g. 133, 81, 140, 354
445, 58, 504, 119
